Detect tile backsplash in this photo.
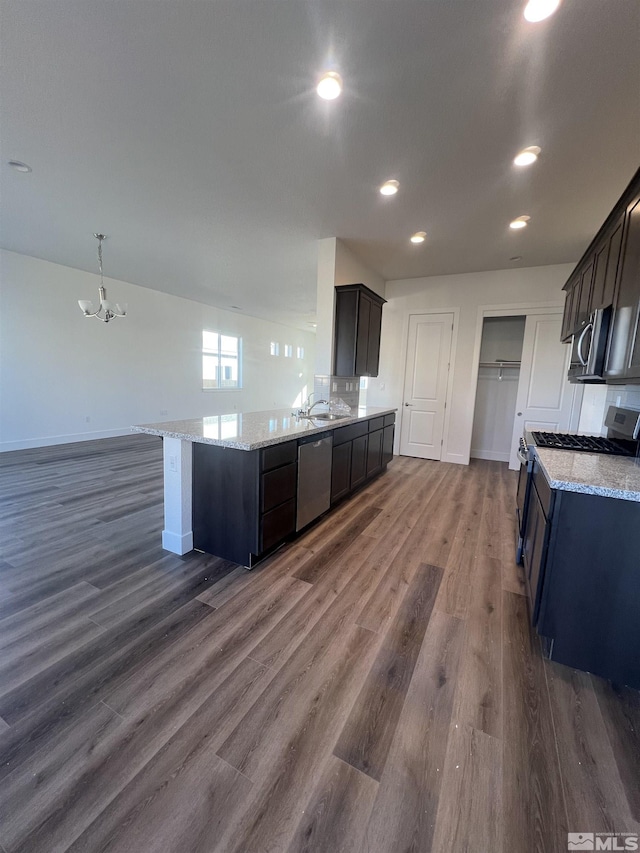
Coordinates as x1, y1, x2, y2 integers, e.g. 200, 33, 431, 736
313, 375, 361, 411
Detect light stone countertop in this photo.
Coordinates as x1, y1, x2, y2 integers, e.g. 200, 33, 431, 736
534, 446, 640, 502
132, 406, 397, 451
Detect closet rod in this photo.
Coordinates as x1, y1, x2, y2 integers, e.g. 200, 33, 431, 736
478, 360, 521, 367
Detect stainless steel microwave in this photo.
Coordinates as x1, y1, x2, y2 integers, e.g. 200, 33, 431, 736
568, 306, 611, 382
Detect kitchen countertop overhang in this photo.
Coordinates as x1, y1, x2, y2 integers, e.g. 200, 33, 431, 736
534, 446, 640, 503
132, 406, 397, 452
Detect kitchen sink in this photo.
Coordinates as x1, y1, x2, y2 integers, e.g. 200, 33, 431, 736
308, 412, 351, 421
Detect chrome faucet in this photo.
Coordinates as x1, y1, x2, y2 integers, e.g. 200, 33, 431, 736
294, 392, 329, 418
307, 398, 328, 415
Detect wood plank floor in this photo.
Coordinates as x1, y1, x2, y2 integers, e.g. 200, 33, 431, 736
0, 434, 638, 853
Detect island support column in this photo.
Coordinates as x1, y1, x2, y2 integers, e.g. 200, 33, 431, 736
161, 437, 194, 555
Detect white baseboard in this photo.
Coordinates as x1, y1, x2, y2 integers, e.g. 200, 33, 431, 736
442, 452, 468, 465
470, 449, 510, 462
0, 427, 133, 453
162, 529, 194, 555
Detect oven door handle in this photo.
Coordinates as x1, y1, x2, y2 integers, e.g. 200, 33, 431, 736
577, 322, 593, 366
517, 447, 529, 466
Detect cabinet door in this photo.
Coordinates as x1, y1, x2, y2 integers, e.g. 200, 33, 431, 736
382, 424, 394, 465
561, 280, 577, 341
366, 429, 383, 476
354, 293, 371, 376
606, 194, 640, 380
366, 299, 382, 376
351, 434, 368, 489
522, 485, 549, 624
591, 214, 624, 311
576, 259, 595, 330
331, 441, 352, 503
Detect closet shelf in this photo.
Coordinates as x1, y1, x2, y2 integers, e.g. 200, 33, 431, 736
478, 360, 521, 368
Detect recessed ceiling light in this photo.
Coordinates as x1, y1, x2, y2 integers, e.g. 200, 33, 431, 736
380, 180, 399, 196
410, 231, 427, 244
514, 146, 541, 167
316, 71, 342, 100
8, 160, 32, 173
524, 0, 561, 22
509, 216, 530, 230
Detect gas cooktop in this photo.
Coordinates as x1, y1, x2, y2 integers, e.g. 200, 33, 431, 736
531, 431, 633, 456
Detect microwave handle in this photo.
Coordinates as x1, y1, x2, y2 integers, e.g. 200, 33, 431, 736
577, 322, 593, 366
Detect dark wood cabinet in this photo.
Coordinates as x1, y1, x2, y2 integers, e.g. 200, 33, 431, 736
334, 283, 386, 377
560, 168, 640, 382
606, 191, 640, 382
520, 455, 640, 688
561, 274, 580, 342
366, 429, 383, 477
522, 460, 553, 624
193, 439, 297, 567
576, 258, 595, 331
591, 213, 624, 311
194, 414, 396, 564
350, 434, 368, 489
382, 423, 394, 466
331, 441, 352, 503
330, 413, 395, 505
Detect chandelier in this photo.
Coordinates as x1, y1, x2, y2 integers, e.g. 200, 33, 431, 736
78, 234, 127, 323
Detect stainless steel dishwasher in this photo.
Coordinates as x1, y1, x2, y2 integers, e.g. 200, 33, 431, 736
296, 433, 332, 531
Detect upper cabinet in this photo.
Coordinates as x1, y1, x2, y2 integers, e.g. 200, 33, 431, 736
559, 168, 640, 384
605, 189, 640, 382
334, 283, 386, 377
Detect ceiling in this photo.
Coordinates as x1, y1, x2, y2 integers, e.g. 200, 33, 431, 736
1, 1, 639, 330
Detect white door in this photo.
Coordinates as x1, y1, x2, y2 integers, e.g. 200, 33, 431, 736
508, 313, 580, 469
399, 313, 453, 460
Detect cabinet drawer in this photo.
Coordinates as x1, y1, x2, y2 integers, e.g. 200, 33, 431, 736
368, 416, 384, 432
261, 462, 297, 513
333, 420, 368, 446
261, 441, 297, 472
260, 498, 296, 552
383, 413, 395, 427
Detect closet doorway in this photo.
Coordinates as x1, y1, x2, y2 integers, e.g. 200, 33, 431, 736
471, 316, 525, 463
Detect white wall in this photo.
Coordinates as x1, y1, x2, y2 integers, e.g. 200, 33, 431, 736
0, 250, 316, 450
315, 238, 386, 376
366, 263, 575, 464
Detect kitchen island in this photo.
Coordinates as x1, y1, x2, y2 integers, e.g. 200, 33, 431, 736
133, 406, 396, 565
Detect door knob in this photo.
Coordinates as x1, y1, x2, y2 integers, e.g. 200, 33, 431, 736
517, 412, 522, 416
404, 402, 413, 406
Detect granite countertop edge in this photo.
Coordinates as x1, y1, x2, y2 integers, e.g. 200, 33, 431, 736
132, 406, 397, 452
534, 447, 640, 503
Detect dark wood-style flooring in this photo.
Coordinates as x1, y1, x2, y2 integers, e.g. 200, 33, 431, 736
0, 434, 638, 852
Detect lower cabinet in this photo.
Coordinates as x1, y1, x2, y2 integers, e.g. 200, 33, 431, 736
522, 467, 552, 624
522, 458, 640, 688
330, 441, 352, 503
194, 413, 396, 567
366, 429, 383, 476
351, 434, 368, 489
331, 413, 395, 505
193, 439, 297, 567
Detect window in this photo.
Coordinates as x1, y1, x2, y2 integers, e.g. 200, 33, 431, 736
296, 346, 304, 359
284, 344, 293, 358
270, 341, 280, 356
203, 331, 241, 389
